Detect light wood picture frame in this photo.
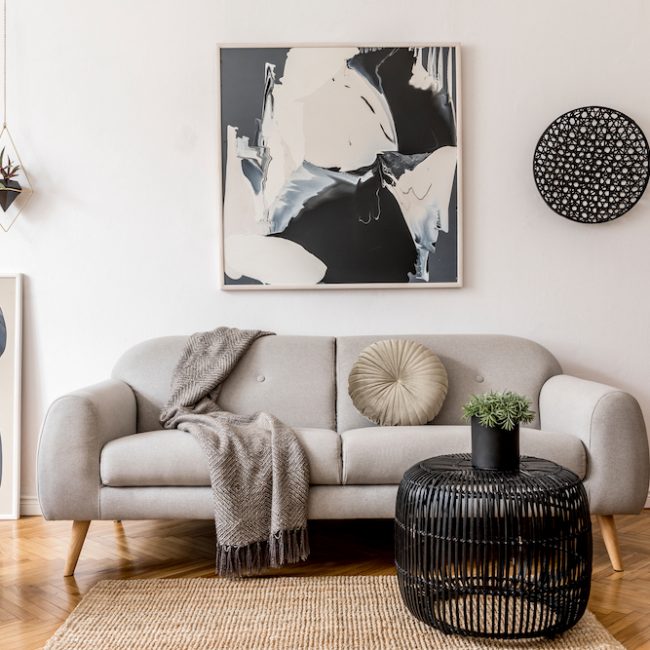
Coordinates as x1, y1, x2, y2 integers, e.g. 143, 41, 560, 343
0, 273, 22, 519
218, 44, 462, 290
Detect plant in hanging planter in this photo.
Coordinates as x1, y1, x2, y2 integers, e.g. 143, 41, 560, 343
462, 391, 535, 471
0, 147, 22, 212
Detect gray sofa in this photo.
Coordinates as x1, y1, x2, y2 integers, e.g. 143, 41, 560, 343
37, 334, 650, 575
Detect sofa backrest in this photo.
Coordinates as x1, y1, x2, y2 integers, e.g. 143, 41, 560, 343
112, 335, 336, 432
336, 335, 561, 431
112, 333, 561, 434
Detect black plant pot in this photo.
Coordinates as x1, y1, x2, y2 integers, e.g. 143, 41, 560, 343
0, 179, 21, 212
471, 416, 520, 471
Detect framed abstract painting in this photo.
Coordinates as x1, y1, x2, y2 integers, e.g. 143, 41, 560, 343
0, 273, 22, 519
219, 44, 462, 290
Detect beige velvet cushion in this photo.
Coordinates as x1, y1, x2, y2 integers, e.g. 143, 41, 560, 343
348, 339, 448, 426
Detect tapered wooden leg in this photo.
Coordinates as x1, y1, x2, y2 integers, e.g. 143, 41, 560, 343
598, 515, 623, 571
64, 520, 91, 577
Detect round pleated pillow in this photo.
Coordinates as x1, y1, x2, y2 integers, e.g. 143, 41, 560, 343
348, 339, 448, 426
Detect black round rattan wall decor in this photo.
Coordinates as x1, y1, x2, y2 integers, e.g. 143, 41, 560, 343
533, 106, 650, 223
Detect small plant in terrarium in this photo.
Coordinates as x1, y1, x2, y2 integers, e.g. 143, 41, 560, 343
0, 146, 22, 212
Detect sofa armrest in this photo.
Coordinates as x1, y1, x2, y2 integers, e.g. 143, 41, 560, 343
37, 380, 137, 521
539, 374, 649, 514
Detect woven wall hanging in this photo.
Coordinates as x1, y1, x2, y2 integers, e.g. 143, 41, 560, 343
533, 106, 649, 223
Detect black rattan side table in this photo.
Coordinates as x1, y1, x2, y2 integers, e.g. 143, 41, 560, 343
395, 454, 592, 639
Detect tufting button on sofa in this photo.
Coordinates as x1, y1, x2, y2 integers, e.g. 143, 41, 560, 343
475, 375, 484, 383
256, 375, 265, 382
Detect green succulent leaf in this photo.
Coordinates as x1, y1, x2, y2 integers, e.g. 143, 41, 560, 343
462, 390, 535, 431
0, 147, 21, 182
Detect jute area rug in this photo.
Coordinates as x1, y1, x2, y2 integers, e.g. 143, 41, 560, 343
45, 575, 623, 649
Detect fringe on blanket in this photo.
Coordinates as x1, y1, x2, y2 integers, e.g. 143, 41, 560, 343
217, 527, 310, 577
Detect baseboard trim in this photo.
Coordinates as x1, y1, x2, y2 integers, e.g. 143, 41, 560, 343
21, 495, 42, 516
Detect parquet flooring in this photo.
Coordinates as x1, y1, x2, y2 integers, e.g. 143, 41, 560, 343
1, 513, 649, 649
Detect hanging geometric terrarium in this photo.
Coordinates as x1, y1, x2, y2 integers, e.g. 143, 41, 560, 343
0, 124, 31, 231
0, 0, 32, 233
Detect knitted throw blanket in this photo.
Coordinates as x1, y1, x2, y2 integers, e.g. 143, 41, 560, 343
160, 327, 310, 576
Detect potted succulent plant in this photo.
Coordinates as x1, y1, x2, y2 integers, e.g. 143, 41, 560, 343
0, 147, 22, 212
462, 390, 535, 471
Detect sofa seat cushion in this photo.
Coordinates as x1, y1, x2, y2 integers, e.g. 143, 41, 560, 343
101, 428, 341, 487
341, 425, 586, 485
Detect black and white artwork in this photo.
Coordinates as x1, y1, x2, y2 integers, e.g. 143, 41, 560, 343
0, 307, 5, 488
0, 307, 6, 356
220, 45, 461, 289
0, 274, 22, 519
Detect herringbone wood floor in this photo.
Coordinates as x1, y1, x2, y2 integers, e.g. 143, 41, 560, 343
1, 514, 649, 649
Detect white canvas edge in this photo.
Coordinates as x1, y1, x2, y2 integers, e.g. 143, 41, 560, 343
0, 272, 22, 520
216, 43, 463, 291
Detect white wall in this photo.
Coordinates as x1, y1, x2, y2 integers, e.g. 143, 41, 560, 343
1, 0, 649, 511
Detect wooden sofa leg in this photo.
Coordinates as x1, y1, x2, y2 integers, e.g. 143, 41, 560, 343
64, 520, 91, 577
598, 515, 623, 572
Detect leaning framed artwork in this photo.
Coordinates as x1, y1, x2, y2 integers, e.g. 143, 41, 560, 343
0, 273, 22, 519
218, 44, 462, 290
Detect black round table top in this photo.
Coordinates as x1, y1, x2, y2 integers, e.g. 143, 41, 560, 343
405, 454, 581, 491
